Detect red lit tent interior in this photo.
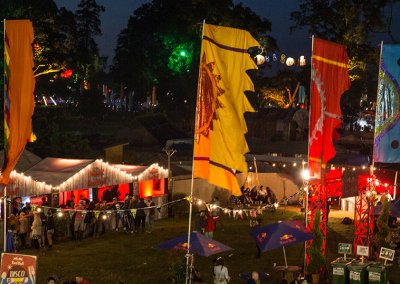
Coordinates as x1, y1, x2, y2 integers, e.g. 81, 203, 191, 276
3, 157, 168, 207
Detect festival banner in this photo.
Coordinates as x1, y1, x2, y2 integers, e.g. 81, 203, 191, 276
309, 38, 350, 178
1, 20, 36, 185
193, 23, 259, 195
373, 44, 400, 163
0, 253, 37, 284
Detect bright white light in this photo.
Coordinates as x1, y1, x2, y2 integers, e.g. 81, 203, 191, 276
238, 210, 243, 214
293, 163, 297, 167
362, 166, 366, 170
274, 203, 279, 208
37, 208, 42, 213
342, 167, 346, 171
301, 169, 310, 180
352, 168, 356, 171
102, 215, 107, 220
272, 163, 276, 167
57, 212, 63, 217
283, 164, 286, 168
197, 200, 203, 205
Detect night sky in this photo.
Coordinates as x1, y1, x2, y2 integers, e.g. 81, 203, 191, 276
54, 0, 400, 70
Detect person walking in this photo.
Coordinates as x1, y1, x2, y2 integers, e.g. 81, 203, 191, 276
213, 257, 230, 284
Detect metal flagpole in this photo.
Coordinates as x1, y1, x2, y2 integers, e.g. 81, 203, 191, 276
3, 19, 7, 252
394, 171, 398, 200
185, 20, 205, 284
304, 35, 314, 274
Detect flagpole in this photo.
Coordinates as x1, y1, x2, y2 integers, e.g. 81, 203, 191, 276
3, 19, 7, 253
304, 34, 314, 274
185, 20, 205, 284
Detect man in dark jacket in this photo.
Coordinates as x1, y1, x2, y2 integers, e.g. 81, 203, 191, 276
135, 198, 147, 233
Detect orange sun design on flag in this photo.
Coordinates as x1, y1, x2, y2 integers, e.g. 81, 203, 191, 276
196, 53, 224, 139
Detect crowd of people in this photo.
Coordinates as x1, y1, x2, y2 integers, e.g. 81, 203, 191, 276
230, 185, 277, 208
7, 194, 158, 252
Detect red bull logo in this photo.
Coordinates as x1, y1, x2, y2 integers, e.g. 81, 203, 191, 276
280, 234, 296, 245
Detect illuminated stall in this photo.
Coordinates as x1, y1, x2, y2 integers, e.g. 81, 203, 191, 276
5, 158, 168, 206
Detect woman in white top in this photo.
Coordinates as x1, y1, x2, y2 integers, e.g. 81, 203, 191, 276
31, 212, 42, 250
213, 257, 230, 284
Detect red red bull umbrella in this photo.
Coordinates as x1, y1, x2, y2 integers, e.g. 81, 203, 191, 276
155, 231, 233, 257
250, 220, 313, 267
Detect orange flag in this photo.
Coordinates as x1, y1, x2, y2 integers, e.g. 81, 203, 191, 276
308, 38, 350, 178
1, 20, 36, 184
193, 24, 259, 196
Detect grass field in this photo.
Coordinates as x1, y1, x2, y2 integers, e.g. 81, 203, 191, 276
21, 207, 397, 283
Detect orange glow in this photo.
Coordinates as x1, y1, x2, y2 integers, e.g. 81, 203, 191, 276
139, 180, 154, 198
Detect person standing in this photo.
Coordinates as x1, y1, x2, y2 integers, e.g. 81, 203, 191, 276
147, 196, 156, 233
31, 212, 42, 250
74, 200, 86, 243
46, 210, 55, 249
18, 212, 29, 249
213, 257, 230, 284
135, 198, 147, 233
204, 211, 217, 239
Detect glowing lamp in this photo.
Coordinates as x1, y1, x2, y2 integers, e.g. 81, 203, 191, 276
255, 54, 265, 65
197, 200, 202, 206
57, 212, 63, 217
102, 215, 107, 220
301, 169, 310, 181
61, 69, 73, 78
299, 56, 306, 66
37, 208, 42, 213
286, 57, 295, 66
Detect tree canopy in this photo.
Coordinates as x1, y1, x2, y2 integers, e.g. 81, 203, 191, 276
291, 0, 399, 113
112, 0, 276, 115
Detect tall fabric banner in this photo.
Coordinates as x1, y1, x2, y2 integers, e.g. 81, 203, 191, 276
193, 24, 259, 196
373, 44, 400, 163
309, 38, 350, 178
1, 20, 36, 184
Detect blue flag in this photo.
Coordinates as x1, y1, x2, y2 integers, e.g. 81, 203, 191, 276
374, 44, 400, 163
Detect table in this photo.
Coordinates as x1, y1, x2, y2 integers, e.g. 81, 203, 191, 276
273, 265, 302, 282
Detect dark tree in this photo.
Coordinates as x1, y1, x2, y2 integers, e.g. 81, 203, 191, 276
75, 0, 106, 84
112, 0, 276, 118
291, 0, 399, 113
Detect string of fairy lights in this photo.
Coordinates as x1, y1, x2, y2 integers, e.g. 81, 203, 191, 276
25, 193, 301, 221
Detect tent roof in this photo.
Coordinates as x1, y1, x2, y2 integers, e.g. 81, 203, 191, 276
0, 149, 41, 172
24, 157, 94, 186
112, 164, 148, 176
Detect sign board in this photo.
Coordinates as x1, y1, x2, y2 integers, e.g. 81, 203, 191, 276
356, 245, 369, 257
338, 243, 352, 254
0, 253, 37, 283
379, 247, 395, 261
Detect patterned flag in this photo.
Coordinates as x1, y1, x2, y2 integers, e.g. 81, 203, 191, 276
373, 44, 400, 163
193, 24, 259, 196
309, 38, 350, 178
1, 20, 35, 185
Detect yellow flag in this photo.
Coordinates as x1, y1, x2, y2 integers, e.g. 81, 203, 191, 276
193, 23, 259, 196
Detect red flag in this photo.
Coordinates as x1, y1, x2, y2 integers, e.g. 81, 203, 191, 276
308, 38, 350, 178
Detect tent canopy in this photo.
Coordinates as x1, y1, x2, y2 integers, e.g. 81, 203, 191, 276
8, 158, 168, 197
24, 157, 94, 187
0, 149, 41, 172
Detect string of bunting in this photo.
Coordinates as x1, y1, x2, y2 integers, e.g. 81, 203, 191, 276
27, 192, 301, 220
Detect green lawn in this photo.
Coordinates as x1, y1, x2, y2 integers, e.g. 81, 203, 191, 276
21, 208, 397, 283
